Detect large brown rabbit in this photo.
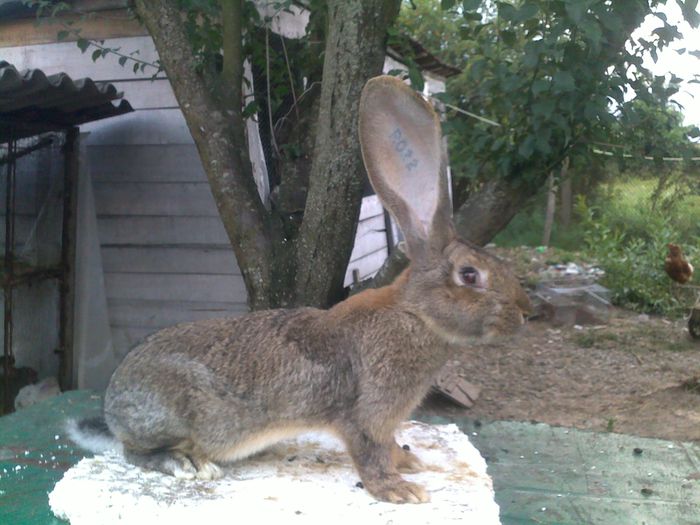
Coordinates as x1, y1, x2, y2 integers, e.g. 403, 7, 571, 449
69, 75, 531, 504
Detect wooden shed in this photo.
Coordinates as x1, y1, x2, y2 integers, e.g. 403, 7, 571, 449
0, 59, 132, 410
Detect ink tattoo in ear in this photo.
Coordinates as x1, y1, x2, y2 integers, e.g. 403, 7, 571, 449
390, 128, 419, 172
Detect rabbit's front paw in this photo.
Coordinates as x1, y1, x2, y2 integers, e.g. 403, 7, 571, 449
365, 476, 429, 504
193, 460, 223, 481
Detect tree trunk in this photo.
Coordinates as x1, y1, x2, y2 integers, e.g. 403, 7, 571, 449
369, 175, 541, 288
452, 177, 538, 246
559, 161, 572, 228
134, 0, 275, 310
294, 0, 401, 307
541, 171, 556, 247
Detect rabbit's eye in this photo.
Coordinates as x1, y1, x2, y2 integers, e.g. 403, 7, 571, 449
459, 266, 479, 285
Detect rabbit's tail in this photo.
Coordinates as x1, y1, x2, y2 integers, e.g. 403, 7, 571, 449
66, 416, 122, 454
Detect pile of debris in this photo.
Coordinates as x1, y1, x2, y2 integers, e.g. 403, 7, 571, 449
531, 257, 610, 327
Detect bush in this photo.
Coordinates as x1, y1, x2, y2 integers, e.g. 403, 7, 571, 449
578, 193, 698, 316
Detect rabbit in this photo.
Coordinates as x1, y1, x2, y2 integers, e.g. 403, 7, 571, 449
68, 75, 532, 504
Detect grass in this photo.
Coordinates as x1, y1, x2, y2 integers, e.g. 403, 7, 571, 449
494, 177, 700, 251
571, 321, 698, 353
494, 175, 699, 316
597, 178, 700, 243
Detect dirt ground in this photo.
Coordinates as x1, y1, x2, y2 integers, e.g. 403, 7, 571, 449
421, 308, 700, 442
417, 244, 700, 442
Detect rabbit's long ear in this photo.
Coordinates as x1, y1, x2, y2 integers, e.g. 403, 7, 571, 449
359, 76, 454, 264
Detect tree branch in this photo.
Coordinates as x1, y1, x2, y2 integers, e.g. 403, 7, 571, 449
221, 0, 243, 111
294, 0, 401, 307
134, 0, 274, 309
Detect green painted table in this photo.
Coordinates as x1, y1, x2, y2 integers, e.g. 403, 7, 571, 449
2, 392, 700, 524
421, 416, 700, 525
0, 391, 102, 525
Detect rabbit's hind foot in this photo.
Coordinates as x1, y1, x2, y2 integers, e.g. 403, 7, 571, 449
124, 448, 223, 481
367, 476, 429, 504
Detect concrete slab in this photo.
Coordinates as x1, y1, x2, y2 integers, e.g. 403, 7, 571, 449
49, 422, 499, 525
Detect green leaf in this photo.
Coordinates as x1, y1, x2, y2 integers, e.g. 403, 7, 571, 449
652, 24, 682, 45
490, 136, 505, 152
408, 64, 425, 92
564, 0, 587, 24
518, 134, 535, 158
462, 0, 480, 11
242, 100, 260, 118
76, 38, 89, 53
522, 41, 541, 68
535, 128, 552, 154
552, 71, 576, 93
497, 2, 516, 21
501, 29, 516, 47
441, 0, 456, 10
463, 11, 482, 21
502, 74, 522, 91
581, 19, 603, 51
680, 0, 700, 28
515, 2, 538, 23
118, 56, 128, 67
532, 99, 556, 118
531, 78, 550, 95
91, 49, 102, 62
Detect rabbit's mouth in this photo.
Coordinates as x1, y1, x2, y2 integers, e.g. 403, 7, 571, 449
414, 311, 483, 347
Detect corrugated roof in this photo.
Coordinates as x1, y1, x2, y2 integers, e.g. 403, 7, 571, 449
0, 60, 133, 142
388, 37, 462, 80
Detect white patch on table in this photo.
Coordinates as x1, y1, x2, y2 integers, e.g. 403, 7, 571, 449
49, 421, 500, 525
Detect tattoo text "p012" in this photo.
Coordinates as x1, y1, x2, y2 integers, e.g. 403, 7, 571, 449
390, 128, 419, 172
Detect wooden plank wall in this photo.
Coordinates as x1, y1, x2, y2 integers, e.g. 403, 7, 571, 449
344, 196, 389, 287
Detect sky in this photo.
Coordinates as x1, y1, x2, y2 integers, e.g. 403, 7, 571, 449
634, 2, 700, 127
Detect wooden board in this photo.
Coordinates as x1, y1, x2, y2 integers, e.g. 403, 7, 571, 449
88, 145, 206, 183
82, 109, 194, 146
100, 246, 240, 275
103, 273, 247, 303
93, 181, 219, 217
345, 247, 389, 287
97, 216, 229, 245
106, 298, 247, 330
0, 10, 145, 48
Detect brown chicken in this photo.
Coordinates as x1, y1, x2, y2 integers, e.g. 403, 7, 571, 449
665, 243, 694, 284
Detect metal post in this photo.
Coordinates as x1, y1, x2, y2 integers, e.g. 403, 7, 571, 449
3, 138, 16, 413
58, 128, 79, 391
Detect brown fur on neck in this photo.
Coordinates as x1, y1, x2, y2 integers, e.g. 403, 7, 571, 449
328, 268, 411, 320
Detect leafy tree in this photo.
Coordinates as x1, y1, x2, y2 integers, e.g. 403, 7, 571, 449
398, 0, 698, 246
25, 0, 699, 306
